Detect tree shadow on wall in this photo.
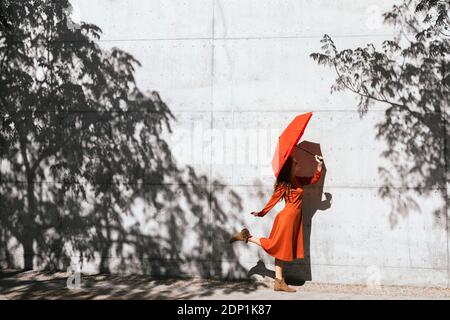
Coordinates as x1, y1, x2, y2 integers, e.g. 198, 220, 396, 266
0, 0, 249, 285
310, 0, 449, 230
247, 141, 332, 284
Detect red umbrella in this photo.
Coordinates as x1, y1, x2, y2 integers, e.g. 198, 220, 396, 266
272, 112, 313, 177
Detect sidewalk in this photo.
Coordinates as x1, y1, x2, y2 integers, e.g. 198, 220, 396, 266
0, 270, 449, 300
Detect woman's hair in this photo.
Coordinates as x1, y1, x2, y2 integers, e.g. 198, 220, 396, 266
273, 155, 296, 201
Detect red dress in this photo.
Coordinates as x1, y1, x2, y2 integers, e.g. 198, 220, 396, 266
258, 168, 322, 261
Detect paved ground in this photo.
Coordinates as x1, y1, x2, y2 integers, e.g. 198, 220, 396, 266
0, 270, 449, 300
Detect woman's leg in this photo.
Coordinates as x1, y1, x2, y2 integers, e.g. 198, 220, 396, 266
273, 258, 295, 292
247, 237, 283, 280
247, 236, 261, 246
275, 258, 283, 280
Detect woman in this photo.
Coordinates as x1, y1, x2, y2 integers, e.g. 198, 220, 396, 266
229, 154, 324, 292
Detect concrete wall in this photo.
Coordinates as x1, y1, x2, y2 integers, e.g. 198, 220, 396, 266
3, 0, 448, 288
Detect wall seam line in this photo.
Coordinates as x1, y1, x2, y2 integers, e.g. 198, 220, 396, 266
209, 0, 216, 278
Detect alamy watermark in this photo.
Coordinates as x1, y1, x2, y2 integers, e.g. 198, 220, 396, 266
365, 265, 383, 291
170, 121, 284, 177
66, 263, 82, 290
65, 1, 83, 31
365, 5, 383, 31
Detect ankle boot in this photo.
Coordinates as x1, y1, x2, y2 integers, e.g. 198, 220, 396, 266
229, 228, 252, 243
274, 277, 296, 292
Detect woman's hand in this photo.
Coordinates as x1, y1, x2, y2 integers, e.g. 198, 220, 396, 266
314, 154, 324, 165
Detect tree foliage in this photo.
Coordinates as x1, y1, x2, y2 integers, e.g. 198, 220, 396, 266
310, 0, 449, 226
0, 0, 245, 275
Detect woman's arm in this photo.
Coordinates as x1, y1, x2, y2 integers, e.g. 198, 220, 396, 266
296, 155, 324, 186
296, 166, 322, 185
252, 183, 285, 217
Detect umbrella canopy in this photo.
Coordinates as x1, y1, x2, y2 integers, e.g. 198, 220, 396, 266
272, 112, 313, 178
291, 140, 323, 176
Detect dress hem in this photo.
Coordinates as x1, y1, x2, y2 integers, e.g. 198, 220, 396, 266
260, 238, 304, 262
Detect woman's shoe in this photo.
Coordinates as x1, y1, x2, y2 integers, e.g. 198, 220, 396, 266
274, 277, 296, 292
229, 228, 252, 243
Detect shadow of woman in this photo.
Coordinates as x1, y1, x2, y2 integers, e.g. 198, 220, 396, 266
247, 140, 332, 285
